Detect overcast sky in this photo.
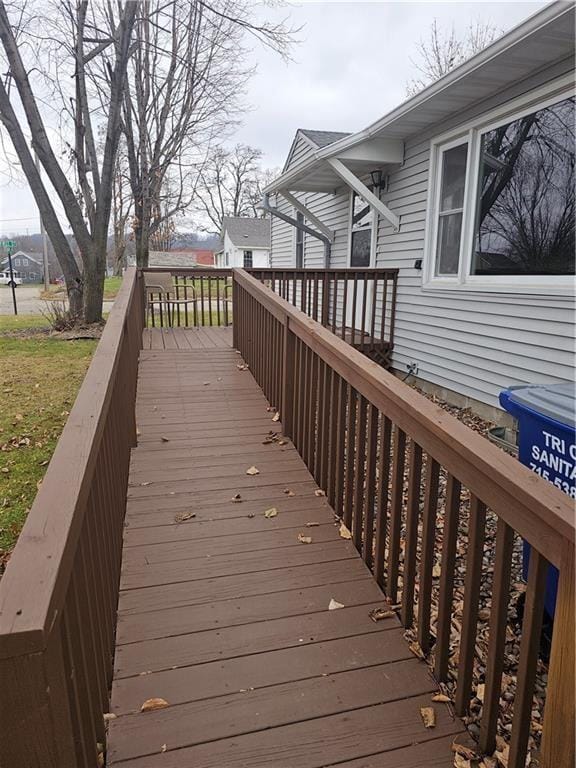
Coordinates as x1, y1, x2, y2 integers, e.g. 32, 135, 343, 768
0, 0, 545, 236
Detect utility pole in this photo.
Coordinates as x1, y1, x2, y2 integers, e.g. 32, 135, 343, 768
35, 151, 50, 291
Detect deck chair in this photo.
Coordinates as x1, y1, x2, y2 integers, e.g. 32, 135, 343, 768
144, 272, 197, 327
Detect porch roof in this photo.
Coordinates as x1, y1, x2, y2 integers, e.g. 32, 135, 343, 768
266, 0, 575, 195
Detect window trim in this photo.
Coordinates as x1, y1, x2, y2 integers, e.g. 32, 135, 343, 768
347, 188, 377, 269
423, 75, 575, 294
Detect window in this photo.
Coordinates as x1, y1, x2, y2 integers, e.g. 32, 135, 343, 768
225, 251, 229, 267
295, 211, 304, 267
243, 250, 253, 269
350, 191, 372, 267
13, 258, 22, 266
427, 90, 575, 288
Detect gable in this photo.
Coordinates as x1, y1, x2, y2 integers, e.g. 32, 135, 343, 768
282, 131, 317, 174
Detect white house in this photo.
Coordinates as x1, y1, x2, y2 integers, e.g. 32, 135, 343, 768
217, 217, 271, 268
265, 1, 575, 421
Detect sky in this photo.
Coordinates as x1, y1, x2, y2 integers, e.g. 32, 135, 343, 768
0, 0, 546, 236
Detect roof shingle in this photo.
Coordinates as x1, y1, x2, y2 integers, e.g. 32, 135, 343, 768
221, 217, 270, 249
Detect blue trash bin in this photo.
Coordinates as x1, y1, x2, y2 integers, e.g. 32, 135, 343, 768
499, 382, 576, 619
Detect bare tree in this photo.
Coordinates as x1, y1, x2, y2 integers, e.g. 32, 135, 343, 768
111, 0, 296, 267
406, 19, 500, 96
194, 143, 277, 231
0, 1, 138, 321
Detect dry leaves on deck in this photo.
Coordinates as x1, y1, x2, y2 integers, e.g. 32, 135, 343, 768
141, 698, 169, 713
231, 493, 242, 503
314, 489, 326, 497
236, 363, 249, 371
246, 466, 260, 475
173, 512, 195, 523
369, 607, 395, 622
338, 523, 352, 540
283, 488, 295, 497
160, 436, 170, 443
264, 508, 278, 518
306, 521, 319, 527
431, 693, 451, 703
328, 599, 345, 610
272, 412, 280, 422
297, 533, 312, 544
420, 706, 436, 728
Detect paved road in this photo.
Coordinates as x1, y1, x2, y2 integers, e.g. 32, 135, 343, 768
0, 284, 114, 315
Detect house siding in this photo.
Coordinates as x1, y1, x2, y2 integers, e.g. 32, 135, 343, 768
375, 60, 575, 408
270, 58, 574, 410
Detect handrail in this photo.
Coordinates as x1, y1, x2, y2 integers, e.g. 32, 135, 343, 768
232, 267, 574, 768
0, 267, 144, 766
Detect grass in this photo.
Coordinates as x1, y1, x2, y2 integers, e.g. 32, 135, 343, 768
0, 314, 51, 332
40, 276, 123, 301
0, 332, 96, 559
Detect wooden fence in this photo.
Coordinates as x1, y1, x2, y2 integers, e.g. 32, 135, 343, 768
249, 268, 398, 367
0, 268, 144, 767
233, 268, 575, 768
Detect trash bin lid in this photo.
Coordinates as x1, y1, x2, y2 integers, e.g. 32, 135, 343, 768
506, 383, 576, 429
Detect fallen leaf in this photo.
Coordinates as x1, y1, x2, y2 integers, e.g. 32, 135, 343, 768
476, 683, 485, 703
297, 533, 312, 544
161, 744, 167, 753
369, 607, 395, 622
160, 436, 170, 443
478, 608, 491, 621
409, 641, 425, 660
481, 757, 498, 768
246, 466, 260, 475
203, 382, 210, 386
420, 706, 436, 728
14, 414, 23, 421
453, 755, 471, 768
141, 698, 169, 713
451, 742, 479, 760
432, 693, 451, 703
314, 489, 326, 497
231, 493, 242, 503
432, 564, 442, 578
264, 507, 278, 518
174, 511, 196, 523
103, 713, 117, 722
272, 412, 280, 422
140, 481, 151, 487
328, 599, 345, 610
283, 488, 295, 497
306, 521, 320, 527
339, 523, 352, 540
278, 440, 287, 446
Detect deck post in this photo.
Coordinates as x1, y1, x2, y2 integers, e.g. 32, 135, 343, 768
232, 272, 238, 350
281, 320, 295, 438
541, 542, 575, 768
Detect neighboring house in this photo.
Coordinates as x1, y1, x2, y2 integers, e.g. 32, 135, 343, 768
265, 1, 575, 419
0, 251, 43, 282
149, 249, 216, 269
217, 217, 271, 268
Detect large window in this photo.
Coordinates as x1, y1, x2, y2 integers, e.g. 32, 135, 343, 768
350, 191, 372, 267
427, 91, 575, 288
295, 211, 304, 267
243, 250, 253, 269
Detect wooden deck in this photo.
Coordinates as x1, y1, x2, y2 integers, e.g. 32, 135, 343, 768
107, 327, 467, 767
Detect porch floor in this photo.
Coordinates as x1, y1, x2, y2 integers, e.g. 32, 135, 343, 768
107, 328, 467, 767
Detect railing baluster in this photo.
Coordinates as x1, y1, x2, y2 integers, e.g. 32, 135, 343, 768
343, 385, 357, 531
362, 403, 379, 568
417, 457, 440, 653
387, 427, 406, 603
334, 375, 347, 518
352, 394, 368, 549
401, 441, 423, 627
508, 550, 548, 768
480, 518, 514, 755
434, 474, 462, 682
374, 414, 392, 587
455, 495, 487, 715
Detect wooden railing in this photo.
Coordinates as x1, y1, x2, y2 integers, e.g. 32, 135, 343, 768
233, 268, 575, 768
142, 267, 232, 327
249, 268, 398, 367
0, 268, 144, 767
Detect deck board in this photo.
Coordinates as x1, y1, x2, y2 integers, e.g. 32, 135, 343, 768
108, 327, 466, 766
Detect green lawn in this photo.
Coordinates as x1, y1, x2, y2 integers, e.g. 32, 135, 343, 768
0, 314, 51, 332
0, 331, 96, 561
40, 276, 123, 301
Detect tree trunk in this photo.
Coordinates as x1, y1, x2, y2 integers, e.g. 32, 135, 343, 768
83, 244, 106, 323
135, 200, 150, 268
